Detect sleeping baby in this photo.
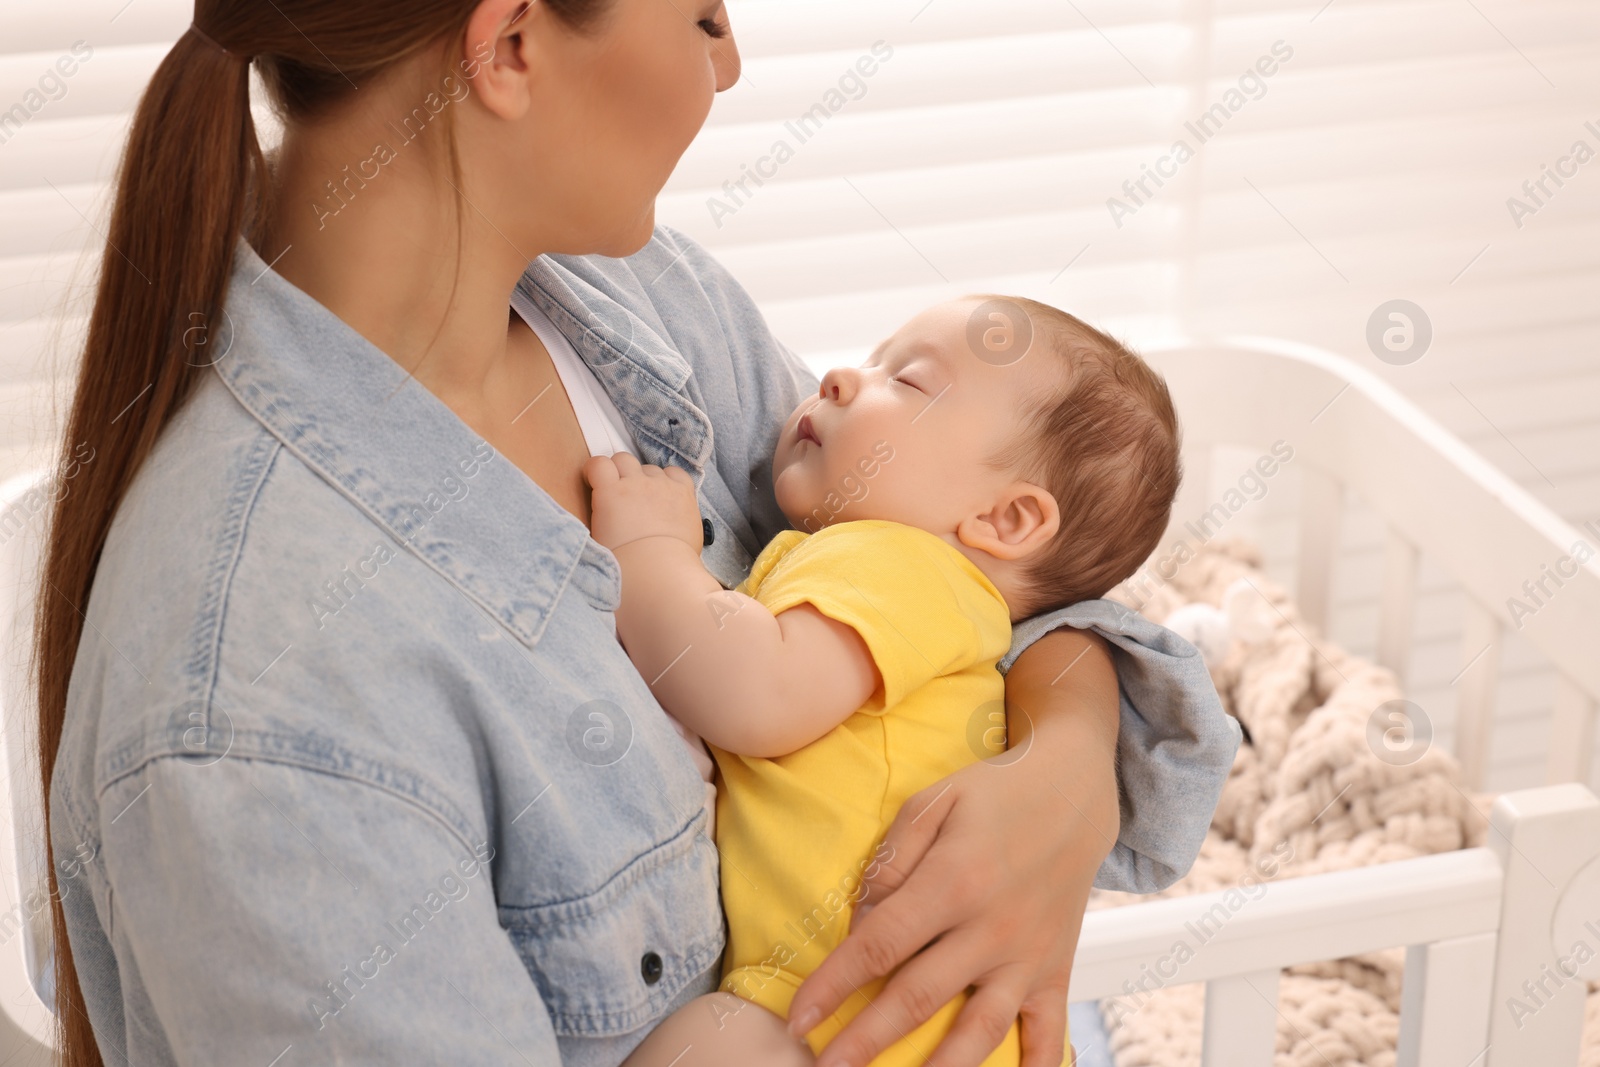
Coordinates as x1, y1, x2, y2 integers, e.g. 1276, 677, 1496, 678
590, 294, 1182, 1067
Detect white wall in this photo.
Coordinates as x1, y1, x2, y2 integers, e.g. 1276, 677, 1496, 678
3, 0, 1597, 788
659, 0, 1600, 791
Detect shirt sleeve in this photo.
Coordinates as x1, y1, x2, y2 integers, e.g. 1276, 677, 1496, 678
749, 524, 1006, 714
73, 758, 569, 1066
1001, 600, 1244, 894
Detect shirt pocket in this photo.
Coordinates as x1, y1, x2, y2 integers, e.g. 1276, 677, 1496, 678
499, 821, 724, 1037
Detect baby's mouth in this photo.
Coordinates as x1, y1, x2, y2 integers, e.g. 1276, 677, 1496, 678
797, 412, 821, 446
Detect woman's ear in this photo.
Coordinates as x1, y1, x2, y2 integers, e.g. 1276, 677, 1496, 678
462, 0, 537, 120
956, 482, 1061, 561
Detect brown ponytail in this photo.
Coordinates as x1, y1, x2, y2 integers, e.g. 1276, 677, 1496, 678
32, 2, 612, 1061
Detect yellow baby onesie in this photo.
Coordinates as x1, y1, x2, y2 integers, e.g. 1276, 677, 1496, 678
710, 519, 1068, 1067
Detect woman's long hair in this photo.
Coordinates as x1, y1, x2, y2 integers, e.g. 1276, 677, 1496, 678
33, 1, 608, 1061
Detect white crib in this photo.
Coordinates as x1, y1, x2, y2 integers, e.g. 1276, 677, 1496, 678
1075, 336, 1600, 1067
0, 339, 1593, 1065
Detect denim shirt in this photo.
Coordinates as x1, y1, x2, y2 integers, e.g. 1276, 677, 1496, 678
50, 227, 1240, 1066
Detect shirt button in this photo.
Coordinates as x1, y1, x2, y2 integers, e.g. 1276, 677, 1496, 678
641, 951, 664, 985
701, 517, 715, 547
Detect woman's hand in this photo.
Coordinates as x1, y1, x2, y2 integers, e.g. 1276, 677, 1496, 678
787, 628, 1120, 1067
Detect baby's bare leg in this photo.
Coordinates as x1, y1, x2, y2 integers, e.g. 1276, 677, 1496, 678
624, 992, 815, 1067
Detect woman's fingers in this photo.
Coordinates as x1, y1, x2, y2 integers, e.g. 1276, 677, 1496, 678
855, 779, 957, 910
927, 973, 1035, 1067
804, 931, 1018, 1067
789, 892, 950, 1046
1016, 977, 1072, 1067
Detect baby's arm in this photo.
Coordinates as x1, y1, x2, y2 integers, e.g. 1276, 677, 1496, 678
583, 455, 878, 757
621, 993, 814, 1067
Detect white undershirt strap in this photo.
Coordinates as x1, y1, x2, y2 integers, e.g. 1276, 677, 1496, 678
510, 289, 639, 459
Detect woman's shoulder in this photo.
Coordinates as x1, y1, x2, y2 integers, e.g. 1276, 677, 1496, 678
82, 372, 412, 721
536, 224, 815, 390
71, 372, 568, 806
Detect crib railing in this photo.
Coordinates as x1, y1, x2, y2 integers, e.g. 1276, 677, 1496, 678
1147, 338, 1600, 791
1073, 783, 1600, 1067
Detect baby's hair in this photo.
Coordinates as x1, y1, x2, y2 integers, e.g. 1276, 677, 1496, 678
972, 295, 1182, 616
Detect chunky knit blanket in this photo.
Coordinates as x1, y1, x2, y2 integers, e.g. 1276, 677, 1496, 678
1087, 538, 1600, 1067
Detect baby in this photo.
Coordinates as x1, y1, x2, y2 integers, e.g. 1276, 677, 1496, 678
591, 295, 1181, 1067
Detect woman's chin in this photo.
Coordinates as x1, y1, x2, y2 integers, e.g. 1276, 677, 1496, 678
605, 204, 659, 258
547, 205, 657, 260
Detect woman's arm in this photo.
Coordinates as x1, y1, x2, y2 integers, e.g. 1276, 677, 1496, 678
75, 759, 569, 1064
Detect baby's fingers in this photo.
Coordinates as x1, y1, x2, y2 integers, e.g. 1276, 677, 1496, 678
582, 455, 620, 489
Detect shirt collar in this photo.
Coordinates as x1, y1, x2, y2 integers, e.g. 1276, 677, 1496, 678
215, 238, 619, 648
514, 248, 714, 478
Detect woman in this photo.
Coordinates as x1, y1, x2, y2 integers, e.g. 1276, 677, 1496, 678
35, 2, 1239, 1065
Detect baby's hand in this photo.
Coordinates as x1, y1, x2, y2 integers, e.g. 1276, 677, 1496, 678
584, 453, 704, 554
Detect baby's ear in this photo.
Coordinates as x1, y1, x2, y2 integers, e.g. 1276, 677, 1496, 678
956, 481, 1060, 561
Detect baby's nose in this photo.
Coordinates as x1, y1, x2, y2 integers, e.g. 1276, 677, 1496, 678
820, 367, 858, 403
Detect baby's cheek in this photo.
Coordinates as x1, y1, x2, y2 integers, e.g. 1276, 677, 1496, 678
839, 471, 869, 503
772, 462, 819, 527
869, 462, 947, 528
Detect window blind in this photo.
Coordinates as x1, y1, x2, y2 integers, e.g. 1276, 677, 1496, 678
2, 0, 1596, 787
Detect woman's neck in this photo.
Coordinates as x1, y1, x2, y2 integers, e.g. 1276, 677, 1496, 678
260, 128, 537, 413
258, 124, 612, 524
